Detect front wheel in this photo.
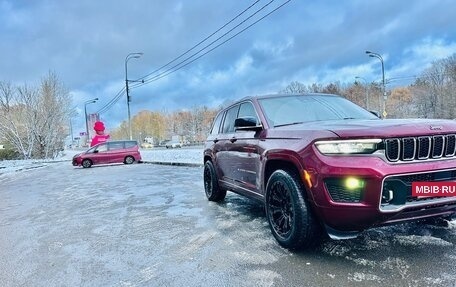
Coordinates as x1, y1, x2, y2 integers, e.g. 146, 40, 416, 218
82, 159, 92, 168
265, 169, 320, 250
203, 161, 226, 202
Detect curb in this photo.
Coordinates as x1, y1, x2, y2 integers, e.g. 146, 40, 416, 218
140, 161, 203, 167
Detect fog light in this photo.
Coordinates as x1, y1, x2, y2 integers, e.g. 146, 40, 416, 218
345, 177, 365, 190
324, 178, 366, 203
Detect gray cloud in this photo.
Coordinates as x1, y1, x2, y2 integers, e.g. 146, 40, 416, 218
1, 0, 455, 134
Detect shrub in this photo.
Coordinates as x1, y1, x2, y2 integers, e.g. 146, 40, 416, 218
0, 148, 20, 160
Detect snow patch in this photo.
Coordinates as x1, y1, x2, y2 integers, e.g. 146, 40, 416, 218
246, 269, 281, 287
394, 235, 453, 247
348, 272, 382, 283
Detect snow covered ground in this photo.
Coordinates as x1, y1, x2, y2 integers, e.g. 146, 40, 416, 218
0, 147, 203, 175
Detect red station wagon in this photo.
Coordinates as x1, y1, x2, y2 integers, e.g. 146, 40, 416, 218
203, 93, 456, 249
72, 140, 142, 168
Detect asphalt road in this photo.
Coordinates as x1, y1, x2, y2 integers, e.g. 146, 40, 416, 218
1, 162, 455, 287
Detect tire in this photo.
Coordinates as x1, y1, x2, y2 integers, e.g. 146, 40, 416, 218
203, 161, 226, 202
124, 156, 135, 164
265, 169, 320, 250
82, 159, 92, 168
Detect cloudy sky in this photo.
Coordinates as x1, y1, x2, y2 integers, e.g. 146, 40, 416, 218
1, 0, 455, 136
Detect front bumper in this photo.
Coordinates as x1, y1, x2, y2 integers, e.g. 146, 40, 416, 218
305, 152, 456, 234
72, 158, 80, 166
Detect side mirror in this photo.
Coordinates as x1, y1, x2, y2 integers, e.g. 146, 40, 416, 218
234, 117, 262, 131
369, 110, 381, 118
94, 150, 99, 153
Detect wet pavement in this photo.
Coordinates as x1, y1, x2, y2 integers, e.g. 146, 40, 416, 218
0, 162, 455, 286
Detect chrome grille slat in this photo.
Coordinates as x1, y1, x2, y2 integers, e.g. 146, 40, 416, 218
432, 135, 444, 158
385, 139, 400, 162
417, 136, 431, 159
445, 134, 456, 156
402, 137, 416, 161
385, 134, 456, 162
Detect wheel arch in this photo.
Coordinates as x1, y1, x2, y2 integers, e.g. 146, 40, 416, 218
263, 151, 308, 198
204, 155, 212, 163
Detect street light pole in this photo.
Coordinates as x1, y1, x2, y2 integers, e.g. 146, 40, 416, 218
84, 98, 98, 144
365, 50, 386, 117
125, 52, 143, 140
355, 76, 369, 110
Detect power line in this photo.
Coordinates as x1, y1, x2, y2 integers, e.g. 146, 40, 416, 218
98, 0, 293, 115
132, 0, 275, 88
96, 0, 267, 115
96, 86, 126, 115
131, 0, 291, 89
386, 72, 454, 84
135, 0, 262, 82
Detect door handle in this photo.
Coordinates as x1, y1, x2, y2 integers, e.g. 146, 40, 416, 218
230, 137, 237, 143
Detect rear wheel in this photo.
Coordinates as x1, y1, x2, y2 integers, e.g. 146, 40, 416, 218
203, 161, 226, 202
265, 169, 320, 250
82, 159, 92, 168
124, 156, 135, 164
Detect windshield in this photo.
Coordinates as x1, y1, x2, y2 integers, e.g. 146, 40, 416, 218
258, 95, 379, 127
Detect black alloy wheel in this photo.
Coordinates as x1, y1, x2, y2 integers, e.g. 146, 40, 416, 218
265, 169, 320, 250
203, 160, 226, 202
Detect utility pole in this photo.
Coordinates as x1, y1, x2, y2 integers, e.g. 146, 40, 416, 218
125, 52, 143, 140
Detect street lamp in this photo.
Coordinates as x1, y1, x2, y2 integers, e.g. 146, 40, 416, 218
365, 50, 386, 117
84, 98, 98, 144
355, 76, 369, 110
125, 52, 143, 140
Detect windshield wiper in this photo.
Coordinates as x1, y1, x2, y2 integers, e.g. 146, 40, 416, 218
274, 122, 304, 127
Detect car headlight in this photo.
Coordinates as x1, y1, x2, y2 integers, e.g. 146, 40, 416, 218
315, 139, 381, 154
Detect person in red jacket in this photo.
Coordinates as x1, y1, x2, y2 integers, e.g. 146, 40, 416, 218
90, 121, 110, 147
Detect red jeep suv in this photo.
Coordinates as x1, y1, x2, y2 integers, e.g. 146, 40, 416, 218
203, 93, 456, 249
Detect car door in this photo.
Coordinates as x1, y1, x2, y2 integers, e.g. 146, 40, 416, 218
215, 104, 240, 185
230, 101, 261, 193
92, 143, 109, 164
107, 141, 126, 163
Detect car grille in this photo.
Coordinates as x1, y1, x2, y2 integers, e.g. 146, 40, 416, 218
384, 134, 456, 162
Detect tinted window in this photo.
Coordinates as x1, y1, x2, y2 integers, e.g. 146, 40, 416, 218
259, 95, 378, 127
97, 143, 108, 152
238, 102, 258, 124
109, 142, 124, 151
125, 141, 138, 148
210, 112, 224, 135
222, 105, 239, 134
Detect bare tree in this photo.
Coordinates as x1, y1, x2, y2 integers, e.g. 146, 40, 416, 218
0, 82, 38, 158
0, 72, 72, 159
281, 81, 309, 94
33, 72, 72, 158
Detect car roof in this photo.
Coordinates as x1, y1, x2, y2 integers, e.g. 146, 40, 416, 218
93, 140, 138, 146
223, 93, 341, 110
244, 93, 340, 101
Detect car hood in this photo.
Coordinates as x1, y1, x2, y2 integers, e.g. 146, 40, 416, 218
273, 118, 456, 139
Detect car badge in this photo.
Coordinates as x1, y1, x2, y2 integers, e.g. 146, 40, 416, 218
430, 125, 443, 130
